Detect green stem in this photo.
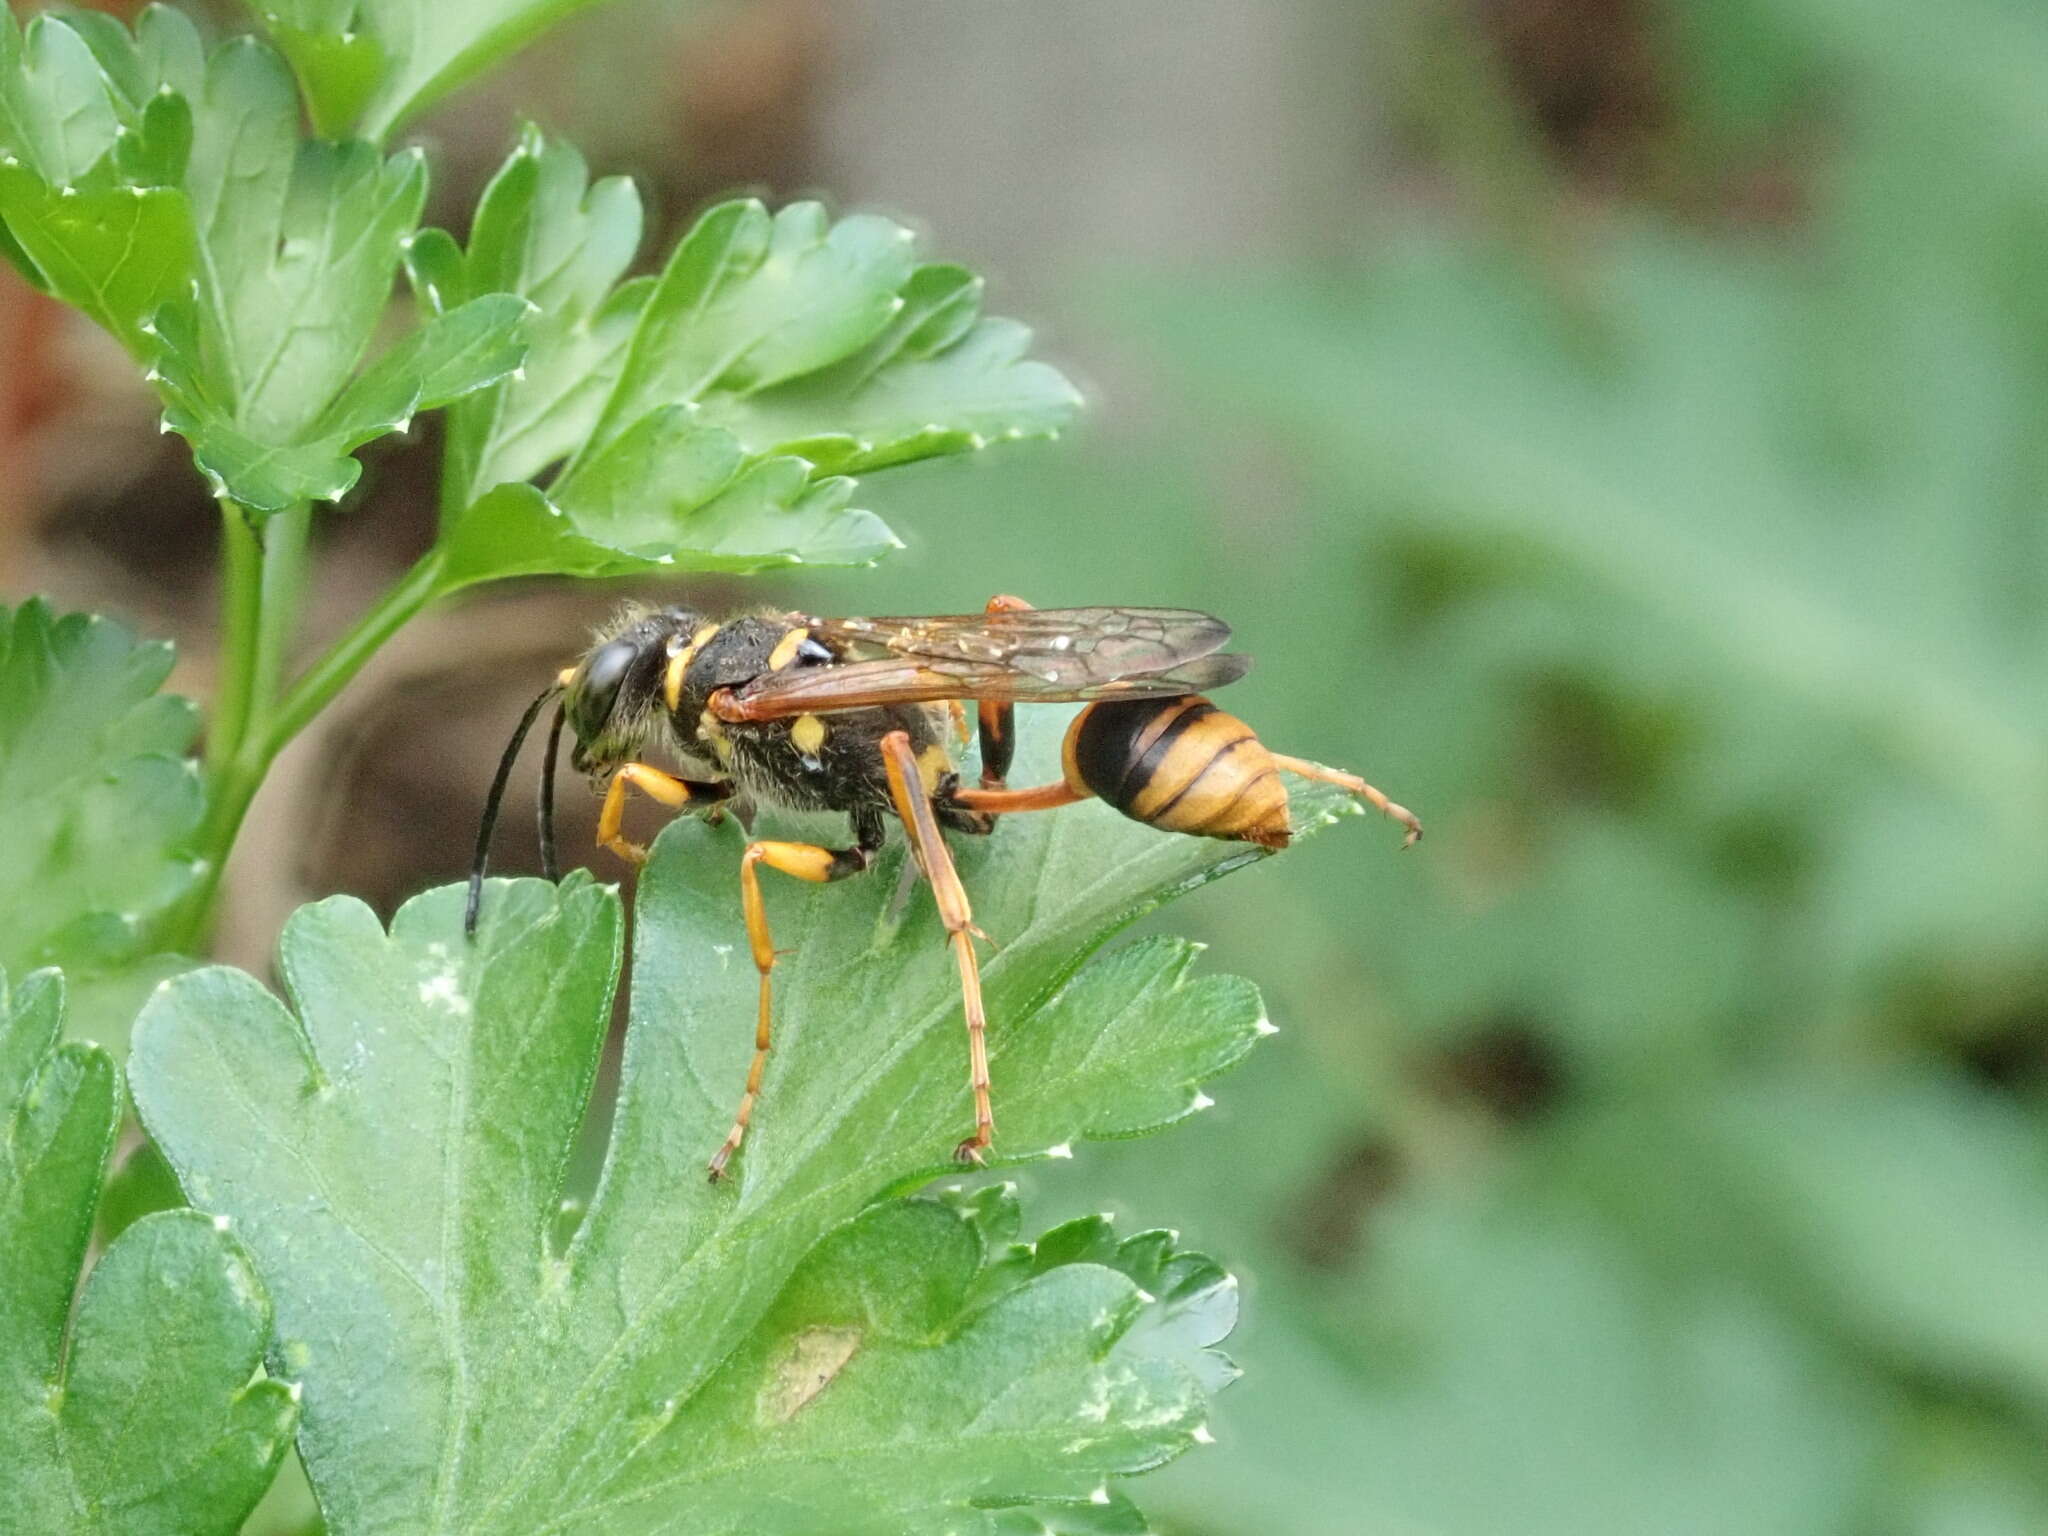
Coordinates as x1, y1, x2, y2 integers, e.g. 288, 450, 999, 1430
176, 504, 311, 951
248, 504, 313, 744
175, 741, 266, 953
206, 506, 263, 776
172, 545, 453, 953
193, 503, 312, 867
262, 546, 449, 760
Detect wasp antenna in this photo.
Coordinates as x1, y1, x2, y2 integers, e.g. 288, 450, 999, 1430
538, 700, 567, 883
466, 683, 563, 939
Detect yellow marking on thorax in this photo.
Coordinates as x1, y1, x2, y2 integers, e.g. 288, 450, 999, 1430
917, 741, 953, 795
662, 652, 688, 714
697, 709, 734, 764
767, 626, 811, 671
557, 666, 577, 688
665, 622, 722, 712
791, 713, 828, 758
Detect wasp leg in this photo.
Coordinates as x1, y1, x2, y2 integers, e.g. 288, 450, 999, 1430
948, 780, 1090, 814
976, 593, 1034, 789
1270, 753, 1423, 847
708, 836, 876, 1181
879, 729, 1001, 1164
597, 764, 732, 866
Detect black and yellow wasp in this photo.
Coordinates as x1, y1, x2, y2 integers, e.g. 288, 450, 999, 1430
467, 596, 1420, 1179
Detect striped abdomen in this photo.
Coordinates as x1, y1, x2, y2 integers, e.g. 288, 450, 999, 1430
1060, 696, 1292, 848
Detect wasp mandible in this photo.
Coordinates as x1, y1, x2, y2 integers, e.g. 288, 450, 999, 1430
466, 596, 1420, 1179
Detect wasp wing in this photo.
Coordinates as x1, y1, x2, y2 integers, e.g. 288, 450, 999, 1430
714, 650, 1252, 722
804, 606, 1232, 688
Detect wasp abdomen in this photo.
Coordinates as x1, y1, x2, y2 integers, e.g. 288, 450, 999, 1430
1061, 696, 1291, 848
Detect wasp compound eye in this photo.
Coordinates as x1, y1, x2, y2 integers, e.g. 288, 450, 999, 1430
567, 637, 638, 744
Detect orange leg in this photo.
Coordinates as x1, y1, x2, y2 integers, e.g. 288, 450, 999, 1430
597, 763, 730, 866
708, 838, 873, 1180
1271, 753, 1423, 847
976, 593, 1034, 789
880, 729, 996, 1163
948, 780, 1089, 814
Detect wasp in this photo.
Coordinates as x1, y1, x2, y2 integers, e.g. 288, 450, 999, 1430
466, 596, 1419, 1179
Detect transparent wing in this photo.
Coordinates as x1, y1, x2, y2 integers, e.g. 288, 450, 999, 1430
714, 650, 1252, 723
804, 606, 1233, 688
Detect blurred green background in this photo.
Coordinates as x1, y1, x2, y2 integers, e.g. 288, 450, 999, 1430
16, 0, 2048, 1530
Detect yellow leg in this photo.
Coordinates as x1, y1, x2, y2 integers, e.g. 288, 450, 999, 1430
596, 763, 727, 866
881, 729, 995, 1163
1270, 753, 1423, 847
707, 838, 872, 1180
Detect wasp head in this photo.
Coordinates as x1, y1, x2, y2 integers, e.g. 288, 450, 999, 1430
562, 605, 700, 775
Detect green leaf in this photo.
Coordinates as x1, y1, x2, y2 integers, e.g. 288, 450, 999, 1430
581, 199, 918, 462
0, 12, 124, 187
0, 12, 526, 514
432, 469, 899, 589
694, 263, 1085, 476
0, 10, 197, 350
998, 1498, 1155, 1536
132, 730, 1364, 1532
96, 1132, 185, 1248
0, 601, 202, 1017
62, 952, 202, 1061
150, 117, 434, 509
425, 128, 1078, 578
1, 966, 298, 1532
551, 405, 753, 542
0, 165, 193, 350
194, 133, 428, 448
319, 294, 533, 439
248, 0, 610, 142
428, 127, 647, 511
254, 4, 387, 140
159, 287, 545, 513
619, 1194, 1223, 1532
152, 282, 532, 514
958, 1200, 1243, 1458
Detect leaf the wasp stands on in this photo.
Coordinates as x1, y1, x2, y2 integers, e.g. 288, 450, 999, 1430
132, 729, 1365, 1532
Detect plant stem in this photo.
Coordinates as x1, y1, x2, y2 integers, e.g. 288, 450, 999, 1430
248, 503, 313, 745
193, 503, 312, 859
173, 504, 308, 951
171, 544, 452, 953
262, 547, 449, 761
206, 505, 263, 775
